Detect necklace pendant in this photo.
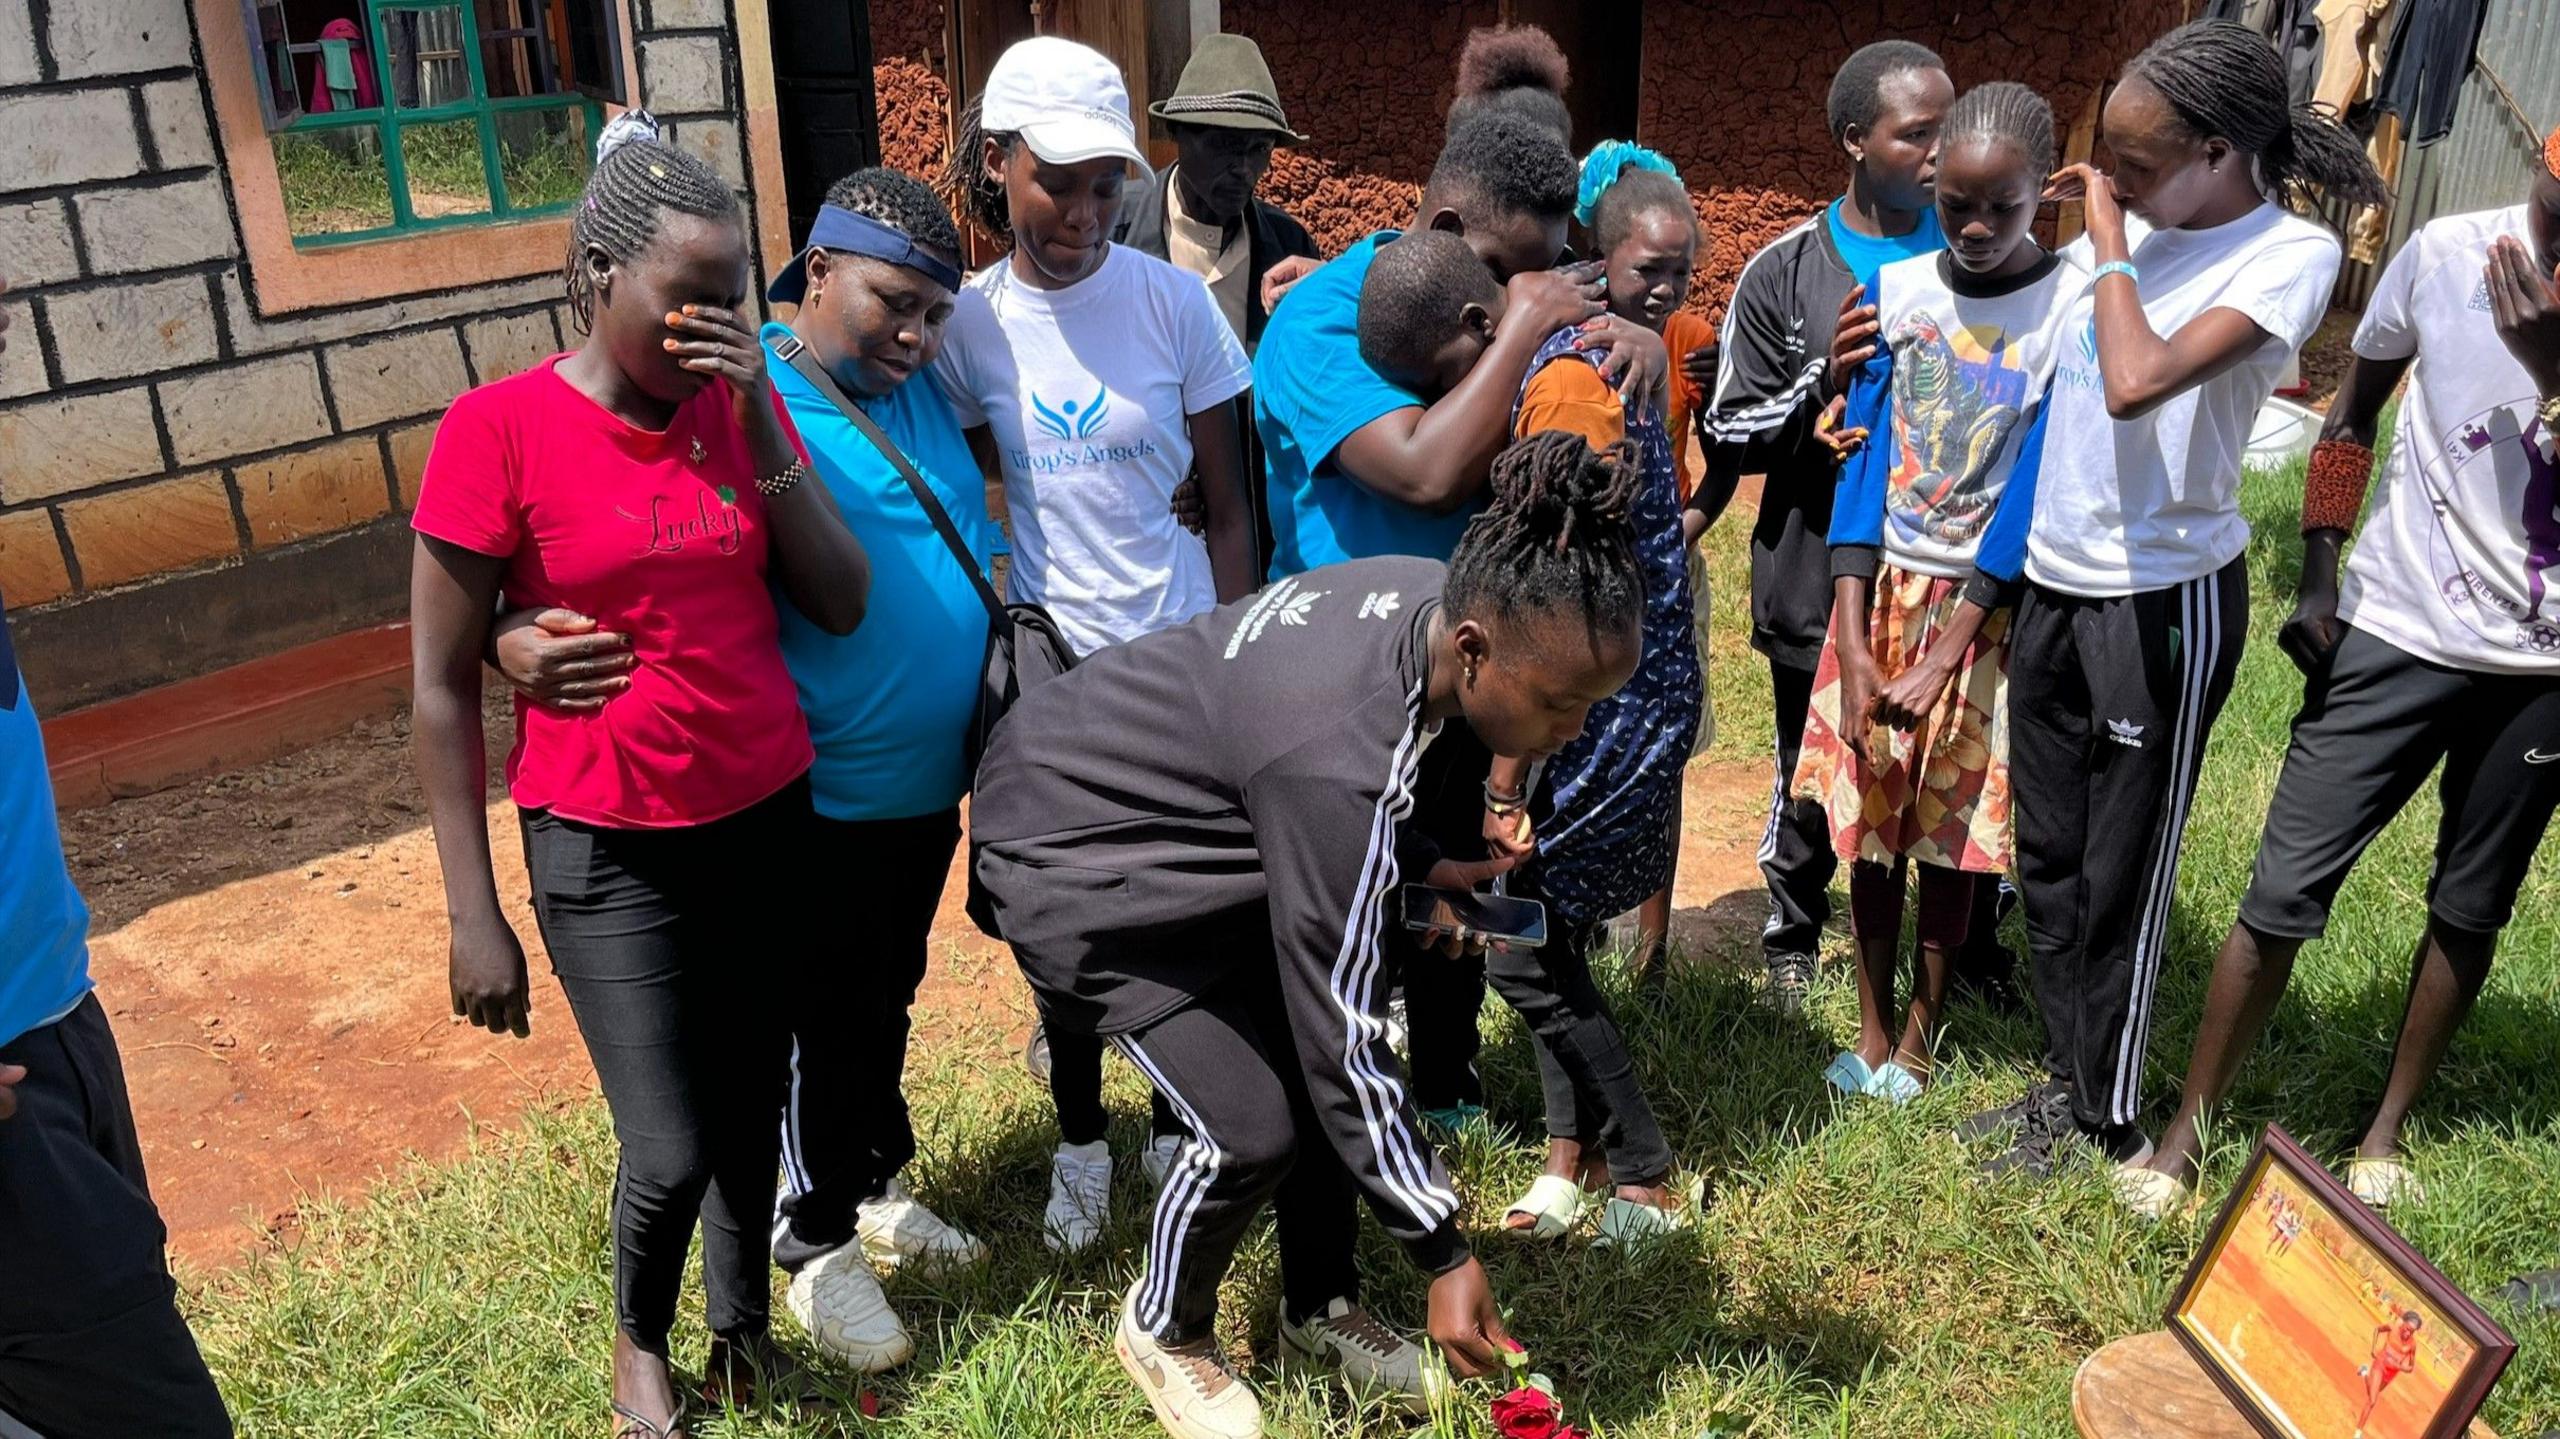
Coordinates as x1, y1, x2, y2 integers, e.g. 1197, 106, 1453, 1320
689, 436, 706, 465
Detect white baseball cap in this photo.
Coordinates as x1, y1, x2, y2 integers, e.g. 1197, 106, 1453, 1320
981, 36, 1153, 177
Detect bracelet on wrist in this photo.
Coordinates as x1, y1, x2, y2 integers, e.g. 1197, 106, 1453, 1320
1483, 780, 1528, 816
756, 458, 808, 498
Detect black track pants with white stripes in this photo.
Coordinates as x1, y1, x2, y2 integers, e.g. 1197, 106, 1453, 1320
1116, 952, 1362, 1346
2009, 555, 2247, 1132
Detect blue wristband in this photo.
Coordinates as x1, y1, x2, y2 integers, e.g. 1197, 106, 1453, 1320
2095, 260, 2139, 285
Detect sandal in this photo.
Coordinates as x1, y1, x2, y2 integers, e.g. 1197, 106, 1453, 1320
2345, 1156, 2425, 1210
2496, 1267, 2560, 1313
1823, 1051, 1874, 1097
1592, 1195, 1688, 1249
2113, 1163, 2193, 1222
1502, 1173, 1594, 1240
1865, 1061, 1924, 1106
611, 1401, 684, 1439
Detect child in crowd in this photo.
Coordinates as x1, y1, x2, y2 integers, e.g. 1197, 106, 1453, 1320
1700, 40, 1965, 1015
1359, 219, 1700, 1245
935, 36, 1260, 1252
411, 122, 872, 1433
1970, 20, 2383, 1181
1578, 140, 1717, 974
1793, 82, 2082, 1102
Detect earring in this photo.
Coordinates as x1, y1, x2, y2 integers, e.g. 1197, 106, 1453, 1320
1463, 658, 1480, 686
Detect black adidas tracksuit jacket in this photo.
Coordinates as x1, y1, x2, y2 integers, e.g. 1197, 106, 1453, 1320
971, 555, 1469, 1274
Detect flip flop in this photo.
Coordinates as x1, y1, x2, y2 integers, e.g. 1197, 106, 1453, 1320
2113, 1163, 2193, 1222
2346, 1156, 2425, 1210
1866, 1061, 1924, 1105
1502, 1173, 1594, 1240
612, 1401, 683, 1439
1823, 1051, 1874, 1097
1592, 1195, 1688, 1250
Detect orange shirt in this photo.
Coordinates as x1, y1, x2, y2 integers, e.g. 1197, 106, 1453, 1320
1662, 309, 1714, 503
1515, 354, 1627, 451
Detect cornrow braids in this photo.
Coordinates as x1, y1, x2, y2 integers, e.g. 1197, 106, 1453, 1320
1444, 429, 1645, 640
941, 94, 1018, 247
1944, 81, 2057, 178
1591, 168, 1695, 256
1827, 39, 1946, 144
823, 165, 963, 257
564, 137, 740, 335
2124, 19, 2387, 208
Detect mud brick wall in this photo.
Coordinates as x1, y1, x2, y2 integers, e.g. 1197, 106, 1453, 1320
871, 0, 952, 179
1642, 0, 2187, 325
0, 0, 776, 709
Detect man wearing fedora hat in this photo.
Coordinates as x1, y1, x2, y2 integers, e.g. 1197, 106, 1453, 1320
1118, 33, 1320, 354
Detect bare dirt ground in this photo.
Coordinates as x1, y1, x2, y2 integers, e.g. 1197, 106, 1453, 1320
59, 698, 1772, 1269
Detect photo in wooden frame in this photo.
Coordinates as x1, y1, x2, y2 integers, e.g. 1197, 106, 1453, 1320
2167, 1125, 2516, 1439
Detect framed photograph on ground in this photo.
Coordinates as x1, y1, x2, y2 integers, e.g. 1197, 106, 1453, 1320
2168, 1125, 2515, 1439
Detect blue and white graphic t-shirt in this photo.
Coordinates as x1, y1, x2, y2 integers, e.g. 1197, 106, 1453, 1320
934, 244, 1253, 655
0, 614, 93, 1051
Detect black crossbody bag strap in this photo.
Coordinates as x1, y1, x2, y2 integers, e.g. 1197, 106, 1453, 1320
770, 333, 1007, 626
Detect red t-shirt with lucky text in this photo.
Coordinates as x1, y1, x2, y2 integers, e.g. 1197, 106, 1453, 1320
412, 356, 813, 829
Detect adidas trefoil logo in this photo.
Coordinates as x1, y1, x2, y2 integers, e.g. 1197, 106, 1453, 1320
1277, 589, 1323, 625
1358, 590, 1401, 619
2107, 717, 2145, 749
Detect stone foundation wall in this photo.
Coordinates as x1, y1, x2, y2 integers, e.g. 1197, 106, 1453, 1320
0, 0, 777, 709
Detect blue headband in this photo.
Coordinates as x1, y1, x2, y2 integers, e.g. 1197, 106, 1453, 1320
766, 204, 964, 304
1575, 141, 1685, 227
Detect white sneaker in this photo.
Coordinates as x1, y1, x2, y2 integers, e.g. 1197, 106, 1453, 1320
1142, 1133, 1186, 1191
2114, 1163, 2192, 1222
1044, 1140, 1112, 1254
857, 1178, 987, 1276
1277, 1296, 1448, 1412
1115, 1289, 1264, 1439
784, 1244, 914, 1373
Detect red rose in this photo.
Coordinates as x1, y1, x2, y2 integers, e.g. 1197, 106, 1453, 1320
1490, 1385, 1589, 1439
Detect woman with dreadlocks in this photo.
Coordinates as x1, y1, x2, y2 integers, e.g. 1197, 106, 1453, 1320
969, 429, 1643, 1439
409, 115, 869, 1437
1966, 20, 2386, 1186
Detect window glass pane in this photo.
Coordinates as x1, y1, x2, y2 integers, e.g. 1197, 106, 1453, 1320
400, 118, 495, 218
475, 0, 557, 99
382, 6, 473, 109
273, 128, 396, 236
496, 106, 591, 210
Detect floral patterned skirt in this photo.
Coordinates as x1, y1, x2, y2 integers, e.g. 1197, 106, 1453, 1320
1791, 562, 2012, 872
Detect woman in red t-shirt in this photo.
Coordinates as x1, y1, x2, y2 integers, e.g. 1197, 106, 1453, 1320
409, 126, 868, 1434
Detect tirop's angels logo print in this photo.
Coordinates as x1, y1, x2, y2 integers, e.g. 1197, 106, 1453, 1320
2427, 403, 2560, 655
1030, 384, 1111, 442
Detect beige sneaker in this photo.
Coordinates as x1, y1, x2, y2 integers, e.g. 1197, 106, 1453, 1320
784, 1245, 914, 1374
1115, 1291, 1264, 1439
1278, 1296, 1448, 1412
857, 1178, 987, 1275
2113, 1162, 2192, 1222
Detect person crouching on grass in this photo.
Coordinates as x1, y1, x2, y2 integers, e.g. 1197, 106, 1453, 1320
1791, 83, 2083, 1105
410, 118, 872, 1437
969, 433, 1651, 1439
1356, 224, 1698, 1246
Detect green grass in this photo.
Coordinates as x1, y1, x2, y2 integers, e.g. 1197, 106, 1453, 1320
273, 110, 587, 238
186, 446, 2558, 1436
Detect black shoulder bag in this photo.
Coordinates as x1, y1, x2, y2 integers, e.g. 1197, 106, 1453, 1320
769, 335, 1078, 776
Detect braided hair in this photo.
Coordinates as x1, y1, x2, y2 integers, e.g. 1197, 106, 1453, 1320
1943, 81, 2057, 177
1827, 39, 1946, 144
564, 136, 740, 335
1444, 430, 1645, 639
1449, 24, 1572, 141
824, 166, 963, 257
2123, 19, 2387, 207
1590, 168, 1695, 256
942, 94, 1018, 246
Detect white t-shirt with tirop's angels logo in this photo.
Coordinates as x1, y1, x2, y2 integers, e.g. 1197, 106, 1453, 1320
935, 243, 1251, 656
2027, 204, 2340, 596
2344, 205, 2560, 674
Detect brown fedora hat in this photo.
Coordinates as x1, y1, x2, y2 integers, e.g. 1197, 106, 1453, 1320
1147, 33, 1308, 142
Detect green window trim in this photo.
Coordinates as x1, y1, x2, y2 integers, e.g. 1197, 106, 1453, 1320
271, 0, 611, 249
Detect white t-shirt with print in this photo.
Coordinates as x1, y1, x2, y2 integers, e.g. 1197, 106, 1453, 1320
934, 244, 1252, 655
2026, 203, 2342, 596
2343, 205, 2560, 673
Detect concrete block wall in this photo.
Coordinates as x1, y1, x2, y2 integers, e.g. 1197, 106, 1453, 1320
0, 0, 776, 710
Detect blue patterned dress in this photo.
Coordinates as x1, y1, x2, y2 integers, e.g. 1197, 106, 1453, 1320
1511, 329, 1705, 927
